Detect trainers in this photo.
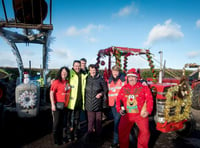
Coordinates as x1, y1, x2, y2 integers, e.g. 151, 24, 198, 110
110, 143, 119, 148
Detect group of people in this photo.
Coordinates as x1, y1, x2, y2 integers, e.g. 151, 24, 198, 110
50, 58, 154, 148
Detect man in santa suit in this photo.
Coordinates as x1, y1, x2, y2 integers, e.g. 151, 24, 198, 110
116, 68, 153, 148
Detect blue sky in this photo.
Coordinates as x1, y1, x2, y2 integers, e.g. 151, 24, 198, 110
0, 0, 200, 70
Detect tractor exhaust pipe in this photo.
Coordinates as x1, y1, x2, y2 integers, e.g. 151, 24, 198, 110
158, 51, 163, 83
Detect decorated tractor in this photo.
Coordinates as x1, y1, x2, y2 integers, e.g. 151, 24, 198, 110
96, 46, 194, 137
0, 0, 53, 118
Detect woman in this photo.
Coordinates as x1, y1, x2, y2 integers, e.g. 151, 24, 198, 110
50, 66, 70, 145
85, 64, 108, 140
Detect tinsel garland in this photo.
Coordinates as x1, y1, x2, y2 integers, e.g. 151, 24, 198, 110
115, 49, 121, 68
146, 51, 157, 83
108, 54, 111, 77
123, 54, 128, 74
164, 84, 192, 123
96, 52, 101, 69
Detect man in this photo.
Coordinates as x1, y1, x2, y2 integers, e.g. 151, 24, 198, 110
108, 65, 126, 148
67, 60, 87, 141
116, 68, 153, 148
80, 58, 88, 75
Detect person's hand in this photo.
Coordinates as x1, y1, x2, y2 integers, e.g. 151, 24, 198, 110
140, 111, 149, 118
96, 93, 102, 99
51, 103, 56, 111
142, 81, 148, 86
119, 109, 126, 116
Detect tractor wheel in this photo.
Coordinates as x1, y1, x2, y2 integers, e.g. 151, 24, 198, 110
5, 80, 16, 106
0, 81, 7, 103
175, 114, 195, 137
192, 83, 200, 110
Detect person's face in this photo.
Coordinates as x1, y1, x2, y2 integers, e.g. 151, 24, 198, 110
89, 67, 96, 77
73, 62, 81, 73
112, 70, 119, 78
127, 76, 137, 85
80, 60, 86, 70
61, 69, 68, 80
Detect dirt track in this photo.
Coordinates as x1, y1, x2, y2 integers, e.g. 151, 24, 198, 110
0, 105, 200, 148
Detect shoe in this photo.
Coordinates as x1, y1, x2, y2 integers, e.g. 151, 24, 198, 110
110, 143, 119, 148
68, 138, 72, 142
74, 136, 78, 141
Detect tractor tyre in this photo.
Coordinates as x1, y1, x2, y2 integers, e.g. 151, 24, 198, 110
6, 80, 16, 105
175, 114, 195, 137
192, 83, 200, 110
0, 81, 7, 103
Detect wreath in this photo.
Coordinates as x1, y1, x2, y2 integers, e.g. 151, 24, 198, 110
18, 90, 37, 109
164, 81, 192, 123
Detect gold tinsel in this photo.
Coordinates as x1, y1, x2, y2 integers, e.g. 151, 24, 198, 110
164, 84, 192, 123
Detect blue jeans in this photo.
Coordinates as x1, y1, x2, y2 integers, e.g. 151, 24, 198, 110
111, 105, 121, 144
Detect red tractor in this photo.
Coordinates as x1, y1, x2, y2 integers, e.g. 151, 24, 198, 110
183, 63, 200, 110
96, 46, 195, 137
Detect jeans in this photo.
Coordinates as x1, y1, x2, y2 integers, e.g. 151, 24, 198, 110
111, 105, 121, 144
67, 109, 81, 138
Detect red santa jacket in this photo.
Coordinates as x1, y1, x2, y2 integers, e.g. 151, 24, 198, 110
116, 82, 153, 115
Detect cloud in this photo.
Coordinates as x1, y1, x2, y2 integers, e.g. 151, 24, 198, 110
53, 48, 71, 58
196, 19, 200, 28
187, 51, 200, 58
48, 48, 74, 68
65, 24, 105, 43
0, 50, 18, 67
144, 19, 184, 46
113, 2, 138, 17
66, 24, 105, 36
88, 37, 98, 43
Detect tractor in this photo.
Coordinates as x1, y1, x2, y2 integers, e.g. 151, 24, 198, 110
183, 63, 200, 110
96, 46, 195, 137
0, 0, 53, 118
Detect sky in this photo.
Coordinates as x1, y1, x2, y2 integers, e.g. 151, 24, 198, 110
0, 0, 200, 70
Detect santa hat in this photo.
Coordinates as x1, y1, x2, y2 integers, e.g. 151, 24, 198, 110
127, 68, 138, 77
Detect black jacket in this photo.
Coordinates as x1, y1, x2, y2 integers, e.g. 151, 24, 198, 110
85, 74, 108, 112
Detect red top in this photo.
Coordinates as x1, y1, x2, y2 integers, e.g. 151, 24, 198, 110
50, 79, 70, 107
116, 82, 153, 115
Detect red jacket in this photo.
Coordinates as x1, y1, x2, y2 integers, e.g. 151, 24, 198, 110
116, 82, 153, 115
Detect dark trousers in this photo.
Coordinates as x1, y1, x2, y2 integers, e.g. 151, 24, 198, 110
63, 108, 73, 139
52, 109, 64, 144
67, 109, 81, 138
87, 111, 102, 136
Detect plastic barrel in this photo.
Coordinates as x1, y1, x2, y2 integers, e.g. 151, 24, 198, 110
15, 83, 40, 118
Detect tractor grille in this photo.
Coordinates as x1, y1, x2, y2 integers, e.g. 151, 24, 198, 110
155, 99, 166, 123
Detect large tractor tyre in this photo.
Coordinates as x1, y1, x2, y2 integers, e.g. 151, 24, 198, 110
0, 81, 7, 103
175, 114, 195, 138
192, 83, 200, 110
5, 80, 16, 106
